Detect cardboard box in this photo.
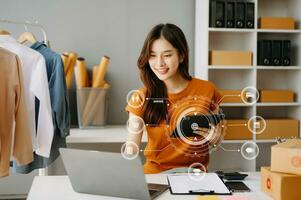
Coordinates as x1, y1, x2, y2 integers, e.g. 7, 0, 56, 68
256, 119, 299, 140
209, 51, 253, 66
271, 139, 301, 175
261, 167, 301, 200
224, 119, 252, 140
259, 17, 295, 29
220, 90, 242, 103
260, 90, 294, 102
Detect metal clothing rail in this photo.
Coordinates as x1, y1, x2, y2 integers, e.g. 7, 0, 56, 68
0, 18, 49, 176
0, 18, 48, 45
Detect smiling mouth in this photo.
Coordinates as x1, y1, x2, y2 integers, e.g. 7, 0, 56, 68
156, 68, 169, 75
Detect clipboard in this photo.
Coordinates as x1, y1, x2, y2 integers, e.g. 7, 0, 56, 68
167, 173, 232, 195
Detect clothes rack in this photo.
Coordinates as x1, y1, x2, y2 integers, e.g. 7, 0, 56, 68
0, 18, 49, 46
0, 18, 49, 176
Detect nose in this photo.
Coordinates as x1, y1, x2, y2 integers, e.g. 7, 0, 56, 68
157, 56, 165, 67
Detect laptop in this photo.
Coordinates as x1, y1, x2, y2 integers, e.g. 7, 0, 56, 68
59, 148, 169, 200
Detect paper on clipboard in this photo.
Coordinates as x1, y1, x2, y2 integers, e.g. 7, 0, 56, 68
167, 173, 231, 195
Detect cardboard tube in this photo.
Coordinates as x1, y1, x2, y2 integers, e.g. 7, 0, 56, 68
66, 52, 78, 75
92, 65, 99, 86
61, 53, 69, 74
93, 56, 110, 88
66, 52, 78, 89
76, 57, 88, 88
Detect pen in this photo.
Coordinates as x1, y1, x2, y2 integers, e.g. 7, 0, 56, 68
189, 188, 215, 193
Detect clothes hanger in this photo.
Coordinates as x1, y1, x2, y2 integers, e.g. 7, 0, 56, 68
0, 29, 11, 35
17, 24, 37, 44
0, 23, 10, 35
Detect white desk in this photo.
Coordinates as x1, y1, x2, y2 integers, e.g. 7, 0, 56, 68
27, 173, 273, 200
67, 125, 147, 143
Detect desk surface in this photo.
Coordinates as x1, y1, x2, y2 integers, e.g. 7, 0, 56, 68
27, 173, 273, 200
67, 125, 148, 143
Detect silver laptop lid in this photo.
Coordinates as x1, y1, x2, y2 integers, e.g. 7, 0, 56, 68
60, 148, 151, 200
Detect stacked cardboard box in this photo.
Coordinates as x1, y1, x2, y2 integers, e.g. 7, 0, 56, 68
260, 90, 294, 103
261, 139, 301, 200
209, 51, 253, 66
258, 17, 295, 30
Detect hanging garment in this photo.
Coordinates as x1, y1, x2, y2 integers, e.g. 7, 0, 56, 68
0, 35, 54, 158
13, 41, 70, 173
0, 47, 33, 177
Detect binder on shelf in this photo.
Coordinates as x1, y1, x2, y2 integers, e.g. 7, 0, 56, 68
226, 1, 235, 28
258, 40, 272, 66
210, 0, 225, 28
282, 40, 291, 66
272, 40, 282, 66
245, 2, 254, 28
235, 2, 245, 28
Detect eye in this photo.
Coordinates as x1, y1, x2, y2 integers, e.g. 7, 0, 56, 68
164, 54, 172, 57
150, 54, 156, 58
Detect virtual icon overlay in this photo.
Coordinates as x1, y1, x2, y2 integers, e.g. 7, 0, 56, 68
165, 95, 227, 157
124, 87, 268, 167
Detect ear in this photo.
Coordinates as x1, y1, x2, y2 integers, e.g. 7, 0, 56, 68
179, 54, 184, 63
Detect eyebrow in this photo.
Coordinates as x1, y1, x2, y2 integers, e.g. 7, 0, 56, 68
150, 50, 174, 53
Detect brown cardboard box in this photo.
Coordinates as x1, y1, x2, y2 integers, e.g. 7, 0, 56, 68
259, 17, 295, 30
271, 139, 301, 175
260, 90, 294, 102
256, 119, 299, 140
220, 90, 242, 103
224, 119, 252, 140
261, 167, 301, 200
209, 51, 253, 66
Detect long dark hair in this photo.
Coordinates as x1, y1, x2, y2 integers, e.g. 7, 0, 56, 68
138, 23, 192, 124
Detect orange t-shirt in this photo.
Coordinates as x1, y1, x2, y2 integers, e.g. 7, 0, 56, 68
125, 78, 222, 174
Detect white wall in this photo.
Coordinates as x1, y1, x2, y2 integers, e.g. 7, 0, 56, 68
0, 0, 195, 124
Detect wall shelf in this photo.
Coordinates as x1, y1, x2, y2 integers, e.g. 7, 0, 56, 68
257, 29, 301, 34
209, 28, 255, 33
209, 66, 254, 70
195, 0, 301, 172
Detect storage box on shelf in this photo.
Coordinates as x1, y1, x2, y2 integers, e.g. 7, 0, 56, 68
209, 50, 253, 66
256, 119, 299, 140
260, 90, 294, 103
220, 90, 243, 103
258, 17, 295, 30
224, 119, 253, 140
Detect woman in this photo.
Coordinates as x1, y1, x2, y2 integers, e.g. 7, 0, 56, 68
125, 23, 223, 174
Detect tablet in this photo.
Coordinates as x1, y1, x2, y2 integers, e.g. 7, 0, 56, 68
171, 114, 225, 137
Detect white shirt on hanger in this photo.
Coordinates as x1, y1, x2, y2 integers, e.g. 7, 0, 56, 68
0, 35, 54, 158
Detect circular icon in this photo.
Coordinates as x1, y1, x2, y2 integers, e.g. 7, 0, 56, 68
248, 116, 266, 135
291, 156, 301, 168
241, 87, 259, 105
126, 90, 145, 109
127, 116, 145, 134
191, 123, 199, 131
166, 95, 227, 157
188, 162, 207, 182
241, 141, 259, 160
121, 141, 139, 160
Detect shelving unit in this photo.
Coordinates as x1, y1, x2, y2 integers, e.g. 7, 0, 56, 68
195, 0, 301, 172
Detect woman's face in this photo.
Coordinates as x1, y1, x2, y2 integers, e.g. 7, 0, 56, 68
148, 36, 183, 82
